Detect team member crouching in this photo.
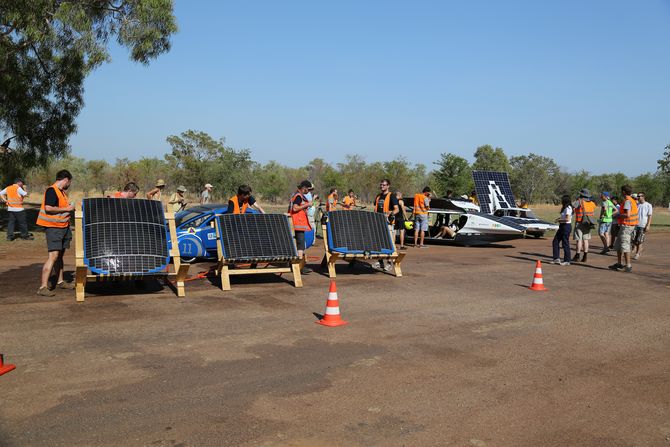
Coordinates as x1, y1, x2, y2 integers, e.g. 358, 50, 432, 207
226, 185, 265, 214
289, 181, 313, 274
109, 182, 139, 199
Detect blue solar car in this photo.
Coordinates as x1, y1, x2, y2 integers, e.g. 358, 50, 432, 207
174, 204, 314, 262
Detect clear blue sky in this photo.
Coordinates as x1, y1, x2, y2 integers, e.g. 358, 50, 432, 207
70, 0, 670, 176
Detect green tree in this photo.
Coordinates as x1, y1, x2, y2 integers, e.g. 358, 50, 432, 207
254, 161, 290, 203
86, 160, 112, 196
472, 145, 510, 173
432, 153, 472, 196
509, 153, 560, 204
0, 0, 177, 184
657, 143, 670, 174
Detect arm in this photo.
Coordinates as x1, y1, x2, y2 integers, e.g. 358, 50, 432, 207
292, 200, 311, 212
146, 188, 157, 199
252, 203, 266, 214
0, 189, 7, 204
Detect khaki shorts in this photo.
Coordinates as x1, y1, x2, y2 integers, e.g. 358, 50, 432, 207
573, 223, 592, 241
615, 225, 635, 253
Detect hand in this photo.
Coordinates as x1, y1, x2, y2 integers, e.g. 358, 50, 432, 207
66, 204, 75, 212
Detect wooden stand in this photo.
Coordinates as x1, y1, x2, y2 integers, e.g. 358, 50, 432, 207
321, 223, 405, 278
214, 215, 303, 291
74, 203, 190, 302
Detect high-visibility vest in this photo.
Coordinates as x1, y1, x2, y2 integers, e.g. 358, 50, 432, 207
342, 196, 355, 210
600, 199, 614, 223
229, 195, 248, 214
111, 191, 123, 198
5, 184, 24, 209
413, 194, 429, 215
617, 196, 639, 226
326, 193, 338, 212
36, 183, 70, 228
288, 192, 311, 231
574, 199, 596, 223
375, 193, 392, 213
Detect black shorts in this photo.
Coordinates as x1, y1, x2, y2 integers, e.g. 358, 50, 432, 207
394, 217, 405, 230
46, 226, 72, 251
633, 227, 646, 245
295, 231, 306, 251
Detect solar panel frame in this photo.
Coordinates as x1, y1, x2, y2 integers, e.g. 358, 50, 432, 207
82, 198, 171, 275
216, 213, 299, 263
472, 171, 517, 214
326, 210, 395, 255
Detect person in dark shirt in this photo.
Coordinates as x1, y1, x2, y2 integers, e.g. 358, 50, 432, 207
373, 178, 400, 271
225, 185, 265, 214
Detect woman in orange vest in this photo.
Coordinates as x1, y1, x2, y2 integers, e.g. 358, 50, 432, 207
609, 184, 639, 273
289, 180, 313, 273
571, 188, 597, 263
225, 184, 265, 214
36, 169, 76, 297
0, 178, 32, 240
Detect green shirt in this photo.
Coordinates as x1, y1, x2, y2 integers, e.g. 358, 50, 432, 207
600, 199, 614, 223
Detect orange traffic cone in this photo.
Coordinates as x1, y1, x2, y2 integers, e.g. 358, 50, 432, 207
0, 354, 16, 376
529, 260, 548, 291
317, 280, 348, 327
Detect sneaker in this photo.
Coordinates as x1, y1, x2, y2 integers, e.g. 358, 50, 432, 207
552, 259, 561, 265
372, 261, 382, 270
581, 253, 588, 263
633, 253, 640, 260
623, 265, 633, 273
560, 261, 571, 266
608, 263, 624, 271
37, 286, 56, 297
599, 248, 609, 255
419, 245, 428, 249
572, 253, 581, 262
399, 246, 407, 250
20, 235, 35, 240
57, 281, 75, 289
384, 263, 394, 272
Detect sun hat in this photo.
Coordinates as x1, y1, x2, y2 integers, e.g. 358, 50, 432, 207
177, 185, 187, 193
204, 183, 213, 188
155, 179, 166, 187
579, 188, 591, 198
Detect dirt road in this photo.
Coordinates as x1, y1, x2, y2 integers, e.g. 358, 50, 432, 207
1, 234, 669, 446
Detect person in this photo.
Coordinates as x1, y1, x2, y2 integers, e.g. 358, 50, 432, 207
108, 182, 139, 199
147, 179, 166, 201
169, 186, 188, 213
518, 199, 529, 218
0, 178, 33, 240
289, 180, 313, 274
225, 184, 265, 214
632, 192, 653, 260
552, 194, 573, 265
394, 191, 409, 249
609, 197, 620, 249
412, 187, 431, 248
342, 189, 356, 210
36, 169, 75, 296
469, 190, 479, 205
326, 188, 339, 212
571, 188, 596, 262
373, 179, 399, 271
200, 183, 213, 205
598, 191, 615, 254
609, 185, 638, 272
304, 182, 317, 229
442, 189, 454, 199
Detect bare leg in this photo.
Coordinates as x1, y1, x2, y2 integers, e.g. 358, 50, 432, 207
40, 251, 61, 289
583, 240, 589, 253
399, 229, 405, 247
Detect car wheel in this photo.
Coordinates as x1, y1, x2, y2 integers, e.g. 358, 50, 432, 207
180, 256, 197, 263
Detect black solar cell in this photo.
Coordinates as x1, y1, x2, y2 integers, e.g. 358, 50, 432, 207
327, 210, 394, 254
83, 198, 170, 275
473, 171, 517, 214
476, 213, 527, 231
217, 214, 298, 262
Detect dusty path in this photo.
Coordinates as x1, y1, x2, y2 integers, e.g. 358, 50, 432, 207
1, 234, 669, 446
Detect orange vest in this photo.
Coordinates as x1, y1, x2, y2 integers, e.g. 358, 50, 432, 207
342, 196, 355, 210
617, 196, 639, 226
229, 195, 249, 214
5, 184, 24, 209
413, 194, 429, 215
574, 199, 596, 223
112, 191, 123, 198
36, 183, 70, 228
289, 192, 311, 231
375, 193, 392, 213
326, 193, 338, 212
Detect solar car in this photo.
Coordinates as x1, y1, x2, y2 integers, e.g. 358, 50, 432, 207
174, 204, 315, 262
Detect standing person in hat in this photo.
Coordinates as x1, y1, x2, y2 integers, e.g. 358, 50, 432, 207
169, 186, 188, 213
289, 180, 313, 274
200, 183, 213, 205
0, 177, 33, 240
571, 188, 597, 262
147, 179, 166, 201
632, 192, 653, 260
598, 191, 615, 254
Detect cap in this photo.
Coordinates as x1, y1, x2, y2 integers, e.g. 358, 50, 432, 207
155, 179, 166, 187
579, 188, 591, 198
298, 180, 312, 189
631, 193, 638, 199
460, 194, 469, 200
177, 185, 187, 192
204, 183, 213, 188
602, 191, 610, 198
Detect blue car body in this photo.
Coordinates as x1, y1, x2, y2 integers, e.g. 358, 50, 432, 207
174, 204, 314, 262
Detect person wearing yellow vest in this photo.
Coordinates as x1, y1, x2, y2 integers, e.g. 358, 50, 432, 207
36, 169, 75, 296
289, 180, 313, 274
107, 182, 139, 199
225, 184, 265, 214
571, 188, 597, 263
342, 189, 356, 210
1, 177, 33, 241
609, 185, 639, 272
412, 187, 432, 248
326, 189, 339, 212
373, 179, 400, 271
598, 191, 616, 254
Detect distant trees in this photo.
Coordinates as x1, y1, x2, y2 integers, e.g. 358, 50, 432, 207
432, 153, 472, 196
509, 154, 560, 204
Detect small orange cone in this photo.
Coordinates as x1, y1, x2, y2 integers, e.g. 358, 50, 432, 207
0, 354, 16, 376
529, 260, 548, 291
317, 280, 348, 327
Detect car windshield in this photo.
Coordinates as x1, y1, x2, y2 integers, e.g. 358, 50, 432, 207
175, 211, 203, 227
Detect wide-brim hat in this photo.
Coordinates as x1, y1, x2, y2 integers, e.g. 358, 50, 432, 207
204, 183, 213, 188
155, 179, 166, 187
177, 185, 187, 192
579, 188, 591, 198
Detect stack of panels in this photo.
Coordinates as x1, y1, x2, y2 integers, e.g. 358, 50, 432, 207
473, 170, 517, 214
217, 214, 298, 262
83, 198, 170, 275
327, 210, 394, 255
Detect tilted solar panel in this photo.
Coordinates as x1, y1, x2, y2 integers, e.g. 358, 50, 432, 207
83, 198, 170, 275
476, 213, 527, 232
327, 210, 394, 254
216, 214, 298, 262
472, 171, 517, 214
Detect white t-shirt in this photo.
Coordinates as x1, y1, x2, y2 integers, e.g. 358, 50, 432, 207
0, 185, 27, 212
561, 205, 573, 224
637, 202, 653, 228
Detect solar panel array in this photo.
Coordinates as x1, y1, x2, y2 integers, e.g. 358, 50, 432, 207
327, 210, 394, 254
217, 214, 298, 262
472, 171, 517, 214
476, 213, 527, 232
83, 198, 170, 275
